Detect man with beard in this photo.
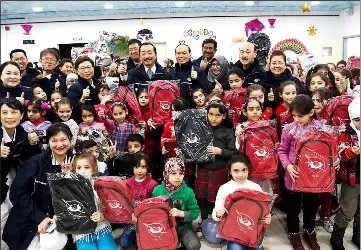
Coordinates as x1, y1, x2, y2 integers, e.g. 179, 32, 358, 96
192, 38, 217, 74
232, 42, 264, 88
169, 44, 206, 103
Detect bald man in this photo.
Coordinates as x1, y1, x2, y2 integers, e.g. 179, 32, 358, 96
232, 42, 264, 88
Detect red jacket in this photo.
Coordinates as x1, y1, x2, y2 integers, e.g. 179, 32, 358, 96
338, 125, 360, 186
275, 103, 288, 119
161, 119, 177, 157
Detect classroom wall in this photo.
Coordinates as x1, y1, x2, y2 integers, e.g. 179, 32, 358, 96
0, 13, 352, 64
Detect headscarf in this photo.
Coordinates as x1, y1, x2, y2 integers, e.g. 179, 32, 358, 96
348, 97, 360, 141
163, 157, 185, 193
207, 55, 229, 83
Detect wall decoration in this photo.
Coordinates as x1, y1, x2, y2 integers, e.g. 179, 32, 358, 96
269, 38, 308, 56
232, 38, 244, 43
137, 29, 153, 43
21, 24, 33, 35
298, 53, 318, 73
5, 26, 10, 31
346, 56, 360, 70
301, 2, 311, 13
307, 25, 317, 36
179, 28, 216, 44
245, 19, 265, 37
267, 18, 276, 28
140, 18, 144, 25
247, 33, 271, 69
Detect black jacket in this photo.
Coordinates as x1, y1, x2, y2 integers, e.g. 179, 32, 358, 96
169, 61, 206, 102
20, 67, 41, 100
0, 126, 41, 204
126, 57, 140, 72
232, 58, 265, 88
198, 125, 237, 170
34, 69, 66, 98
205, 73, 230, 93
193, 56, 211, 74
0, 82, 25, 100
3, 148, 72, 250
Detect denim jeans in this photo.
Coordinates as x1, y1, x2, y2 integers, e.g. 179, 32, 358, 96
227, 241, 264, 250
119, 224, 136, 248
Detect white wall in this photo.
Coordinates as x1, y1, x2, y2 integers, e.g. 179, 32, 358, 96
0, 14, 348, 64
339, 5, 360, 38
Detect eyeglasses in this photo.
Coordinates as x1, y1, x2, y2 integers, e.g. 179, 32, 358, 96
78, 66, 93, 71
203, 46, 214, 51
211, 63, 220, 68
271, 62, 285, 66
41, 58, 57, 63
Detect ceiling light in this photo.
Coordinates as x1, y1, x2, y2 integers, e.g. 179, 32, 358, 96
245, 1, 254, 6
311, 1, 320, 5
32, 7, 43, 12
104, 4, 113, 9
176, 2, 185, 7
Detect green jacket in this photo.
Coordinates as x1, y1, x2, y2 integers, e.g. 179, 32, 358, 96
152, 182, 199, 230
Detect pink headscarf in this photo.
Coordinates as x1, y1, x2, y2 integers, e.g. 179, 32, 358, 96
163, 157, 185, 193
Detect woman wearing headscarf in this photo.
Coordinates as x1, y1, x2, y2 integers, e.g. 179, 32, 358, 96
206, 55, 230, 93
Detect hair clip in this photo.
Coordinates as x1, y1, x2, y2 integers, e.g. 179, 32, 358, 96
24, 100, 30, 106
40, 102, 51, 110
205, 100, 230, 112
54, 98, 62, 103
111, 100, 127, 109
242, 97, 263, 111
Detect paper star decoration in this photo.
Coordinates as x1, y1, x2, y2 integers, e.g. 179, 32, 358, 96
140, 18, 144, 25
307, 25, 317, 36
302, 2, 311, 13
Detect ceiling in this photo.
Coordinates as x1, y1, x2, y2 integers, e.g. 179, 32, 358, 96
1, 1, 359, 21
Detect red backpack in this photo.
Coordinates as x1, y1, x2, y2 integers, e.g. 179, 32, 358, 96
224, 89, 247, 127
134, 196, 178, 250
322, 95, 354, 126
293, 130, 338, 193
94, 176, 134, 224
219, 188, 271, 248
238, 121, 279, 179
148, 80, 180, 126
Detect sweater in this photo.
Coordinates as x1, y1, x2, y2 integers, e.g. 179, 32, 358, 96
212, 179, 262, 221
152, 182, 199, 230
127, 175, 158, 206
62, 119, 79, 148
277, 119, 323, 190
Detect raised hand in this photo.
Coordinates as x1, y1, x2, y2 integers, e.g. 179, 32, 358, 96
61, 156, 74, 173
268, 88, 275, 101
191, 66, 198, 80
1, 138, 10, 158
200, 58, 208, 70
16, 92, 25, 105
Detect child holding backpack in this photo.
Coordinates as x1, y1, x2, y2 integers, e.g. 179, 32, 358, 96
247, 84, 275, 121
212, 153, 271, 250
330, 97, 360, 250
277, 95, 340, 250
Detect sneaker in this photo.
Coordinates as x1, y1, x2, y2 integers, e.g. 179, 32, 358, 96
320, 216, 334, 233
196, 222, 203, 239
303, 230, 320, 250
289, 233, 305, 250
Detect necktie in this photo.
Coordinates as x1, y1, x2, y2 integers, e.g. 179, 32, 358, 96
147, 68, 153, 79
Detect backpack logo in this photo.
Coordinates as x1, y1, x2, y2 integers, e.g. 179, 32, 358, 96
182, 132, 200, 147
143, 222, 167, 238
306, 155, 326, 176
252, 145, 270, 159
158, 100, 171, 112
236, 210, 255, 231
63, 199, 87, 218
107, 200, 124, 210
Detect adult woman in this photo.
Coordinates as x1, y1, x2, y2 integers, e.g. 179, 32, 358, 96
207, 55, 230, 93
262, 50, 306, 107
0, 98, 41, 239
0, 61, 25, 104
3, 123, 72, 250
67, 56, 100, 123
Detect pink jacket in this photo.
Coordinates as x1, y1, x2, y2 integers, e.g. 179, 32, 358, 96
277, 119, 322, 190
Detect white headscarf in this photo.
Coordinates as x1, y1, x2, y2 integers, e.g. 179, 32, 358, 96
348, 97, 360, 141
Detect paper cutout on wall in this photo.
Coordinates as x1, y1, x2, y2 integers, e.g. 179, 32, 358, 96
140, 18, 144, 25
179, 28, 216, 44
307, 25, 317, 36
21, 24, 33, 35
232, 38, 244, 43
269, 38, 309, 56
298, 53, 318, 73
301, 2, 311, 13
245, 19, 265, 37
268, 18, 276, 28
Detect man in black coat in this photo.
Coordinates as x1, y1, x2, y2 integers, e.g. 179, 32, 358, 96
192, 38, 217, 74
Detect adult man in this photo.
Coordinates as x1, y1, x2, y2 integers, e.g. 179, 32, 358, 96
337, 60, 347, 71
232, 42, 264, 88
192, 38, 217, 73
126, 39, 142, 72
169, 44, 205, 102
120, 42, 169, 91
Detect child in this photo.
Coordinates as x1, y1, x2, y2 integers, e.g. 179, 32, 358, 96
330, 97, 360, 250
212, 153, 272, 250
151, 158, 201, 250
77, 139, 108, 176
105, 101, 136, 153
21, 98, 52, 150
55, 97, 79, 148
311, 87, 332, 119
72, 153, 117, 250
195, 100, 237, 236
306, 64, 340, 97
79, 105, 108, 136
206, 92, 224, 104
247, 84, 275, 121
119, 152, 158, 248
94, 84, 112, 121
277, 95, 339, 250
31, 85, 47, 101
50, 91, 63, 110
191, 88, 206, 109
274, 81, 298, 119
306, 72, 329, 94
227, 68, 245, 90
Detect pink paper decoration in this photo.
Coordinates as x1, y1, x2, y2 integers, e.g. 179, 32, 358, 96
268, 18, 276, 28
245, 19, 265, 37
21, 24, 33, 35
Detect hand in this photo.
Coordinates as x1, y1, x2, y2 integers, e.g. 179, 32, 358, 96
117, 63, 127, 76
109, 63, 117, 73
61, 156, 74, 173
132, 213, 137, 224
268, 88, 275, 102
108, 141, 117, 159
138, 121, 147, 128
235, 127, 244, 137
81, 129, 87, 135
100, 94, 113, 105
16, 92, 25, 105
200, 58, 208, 70
55, 80, 60, 91
333, 157, 341, 171
1, 139, 10, 158
90, 212, 105, 222
38, 217, 55, 234
213, 80, 223, 94
207, 146, 222, 155
28, 132, 39, 145
352, 146, 360, 155
81, 86, 90, 103
263, 214, 272, 225
228, 109, 235, 118
162, 146, 169, 155
169, 208, 185, 218
102, 130, 109, 137
216, 207, 228, 219
174, 147, 182, 157
191, 67, 198, 80
287, 164, 299, 181
147, 119, 157, 129
97, 109, 106, 120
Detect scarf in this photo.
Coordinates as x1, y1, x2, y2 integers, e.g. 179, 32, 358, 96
207, 55, 229, 83
348, 98, 360, 141
31, 117, 46, 127
163, 157, 185, 193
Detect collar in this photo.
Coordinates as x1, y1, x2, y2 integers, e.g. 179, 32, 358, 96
51, 152, 68, 166
145, 65, 156, 74
175, 60, 193, 70
2, 126, 16, 143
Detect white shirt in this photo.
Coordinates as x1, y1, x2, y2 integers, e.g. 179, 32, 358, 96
2, 126, 16, 143
145, 65, 156, 75
212, 179, 263, 221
